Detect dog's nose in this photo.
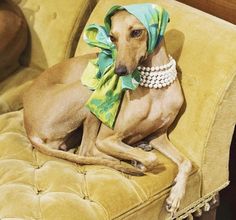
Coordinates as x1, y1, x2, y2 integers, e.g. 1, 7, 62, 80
115, 65, 128, 76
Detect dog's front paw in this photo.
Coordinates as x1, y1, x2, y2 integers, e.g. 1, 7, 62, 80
131, 160, 146, 171
166, 179, 186, 215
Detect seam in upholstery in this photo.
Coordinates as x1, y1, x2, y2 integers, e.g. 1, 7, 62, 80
64, 1, 91, 58
114, 172, 204, 220
0, 160, 34, 176
81, 170, 89, 199
0, 158, 34, 167
87, 199, 110, 220
113, 169, 198, 219
81, 169, 110, 220
81, 170, 110, 219
114, 187, 169, 220
37, 193, 42, 220
128, 179, 149, 201
33, 157, 43, 220
115, 173, 145, 203
32, 147, 38, 166
200, 68, 236, 195
0, 182, 35, 190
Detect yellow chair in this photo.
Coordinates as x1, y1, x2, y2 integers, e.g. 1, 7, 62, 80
0, 0, 235, 219
0, 0, 96, 114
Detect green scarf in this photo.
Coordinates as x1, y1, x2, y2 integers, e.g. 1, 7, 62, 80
81, 4, 169, 128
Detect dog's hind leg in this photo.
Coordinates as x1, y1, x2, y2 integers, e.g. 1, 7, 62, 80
77, 113, 117, 160
76, 113, 99, 156
150, 133, 192, 215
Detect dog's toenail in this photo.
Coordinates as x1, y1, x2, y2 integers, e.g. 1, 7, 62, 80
131, 160, 138, 167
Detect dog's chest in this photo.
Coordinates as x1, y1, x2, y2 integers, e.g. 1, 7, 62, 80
117, 82, 183, 142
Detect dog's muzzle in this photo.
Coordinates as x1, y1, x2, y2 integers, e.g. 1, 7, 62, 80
115, 65, 128, 76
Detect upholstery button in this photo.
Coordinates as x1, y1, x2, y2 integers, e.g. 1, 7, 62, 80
35, 166, 41, 169
52, 12, 57, 19
82, 171, 87, 175
35, 5, 40, 12
36, 189, 42, 195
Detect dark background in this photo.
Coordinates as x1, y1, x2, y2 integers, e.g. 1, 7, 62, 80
176, 0, 236, 25
217, 128, 236, 220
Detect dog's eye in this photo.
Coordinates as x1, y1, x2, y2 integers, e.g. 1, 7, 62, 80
130, 29, 143, 38
109, 35, 116, 42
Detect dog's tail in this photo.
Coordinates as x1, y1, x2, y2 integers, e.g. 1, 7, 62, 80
29, 136, 144, 176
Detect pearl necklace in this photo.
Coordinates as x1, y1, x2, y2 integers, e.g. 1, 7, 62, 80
137, 55, 177, 89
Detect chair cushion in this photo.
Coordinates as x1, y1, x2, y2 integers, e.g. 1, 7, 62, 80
75, 0, 236, 196
0, 110, 199, 219
0, 0, 97, 114
16, 0, 97, 69
0, 67, 41, 114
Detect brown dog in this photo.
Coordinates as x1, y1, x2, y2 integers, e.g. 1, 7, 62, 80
0, 0, 28, 80
23, 10, 192, 213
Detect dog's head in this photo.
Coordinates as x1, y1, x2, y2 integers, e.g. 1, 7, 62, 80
110, 10, 148, 76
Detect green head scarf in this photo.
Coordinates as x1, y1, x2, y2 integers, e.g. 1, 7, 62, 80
81, 4, 169, 128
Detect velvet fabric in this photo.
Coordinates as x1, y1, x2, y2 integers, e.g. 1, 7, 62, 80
0, 110, 199, 219
0, 0, 235, 219
0, 0, 96, 114
76, 0, 236, 197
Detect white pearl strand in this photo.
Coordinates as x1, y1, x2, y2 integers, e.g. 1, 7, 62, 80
138, 55, 177, 89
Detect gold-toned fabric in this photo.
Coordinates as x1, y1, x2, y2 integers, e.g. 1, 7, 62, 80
0, 0, 96, 114
0, 67, 41, 113
0, 110, 199, 219
76, 0, 236, 198
16, 0, 96, 69
0, 0, 236, 219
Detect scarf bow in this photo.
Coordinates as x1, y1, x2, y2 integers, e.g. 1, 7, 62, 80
81, 4, 169, 128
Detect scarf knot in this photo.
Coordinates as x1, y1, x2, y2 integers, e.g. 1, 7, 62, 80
81, 4, 169, 128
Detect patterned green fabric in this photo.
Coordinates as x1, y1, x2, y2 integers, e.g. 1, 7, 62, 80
82, 4, 169, 128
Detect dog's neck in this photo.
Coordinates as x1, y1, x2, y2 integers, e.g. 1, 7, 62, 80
141, 38, 169, 67
137, 38, 177, 90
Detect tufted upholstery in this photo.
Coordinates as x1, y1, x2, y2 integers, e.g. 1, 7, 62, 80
0, 110, 199, 219
76, 0, 236, 197
0, 0, 236, 219
15, 0, 97, 69
0, 0, 96, 114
